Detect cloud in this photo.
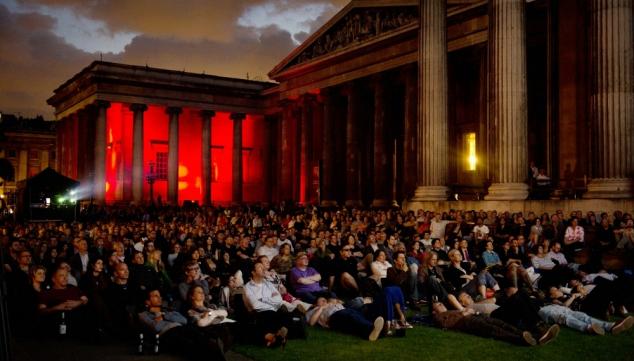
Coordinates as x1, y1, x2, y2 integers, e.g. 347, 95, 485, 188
0, 4, 95, 117
16, 0, 348, 42
0, 1, 348, 118
110, 24, 296, 80
0, 4, 297, 118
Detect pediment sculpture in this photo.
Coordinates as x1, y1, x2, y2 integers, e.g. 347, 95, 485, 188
290, 6, 417, 67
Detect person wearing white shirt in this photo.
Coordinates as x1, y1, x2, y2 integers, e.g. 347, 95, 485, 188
244, 262, 289, 347
563, 218, 584, 256
430, 214, 449, 240
245, 264, 283, 312
547, 242, 568, 266
256, 236, 279, 262
472, 218, 490, 244
277, 231, 294, 253
547, 242, 580, 272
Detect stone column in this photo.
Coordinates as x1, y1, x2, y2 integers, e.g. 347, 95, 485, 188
231, 113, 246, 203
291, 107, 301, 203
280, 102, 294, 202
167, 107, 181, 205
201, 110, 215, 206
320, 89, 337, 207
130, 103, 147, 204
402, 65, 418, 197
485, 0, 529, 200
585, 0, 634, 198
372, 76, 390, 207
300, 95, 314, 205
94, 100, 110, 204
264, 115, 276, 204
342, 82, 362, 206
76, 110, 87, 182
413, 0, 449, 201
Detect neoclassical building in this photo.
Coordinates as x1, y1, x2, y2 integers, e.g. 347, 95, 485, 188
47, 0, 633, 212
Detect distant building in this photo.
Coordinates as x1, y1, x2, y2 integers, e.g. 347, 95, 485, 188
0, 113, 57, 205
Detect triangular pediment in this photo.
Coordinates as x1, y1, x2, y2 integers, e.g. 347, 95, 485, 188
269, 0, 418, 79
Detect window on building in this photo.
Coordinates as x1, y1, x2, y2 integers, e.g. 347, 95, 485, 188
7, 149, 16, 158
50, 151, 56, 160
464, 132, 477, 171
29, 150, 39, 160
155, 152, 168, 181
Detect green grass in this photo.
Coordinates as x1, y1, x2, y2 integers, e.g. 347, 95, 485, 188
235, 321, 634, 361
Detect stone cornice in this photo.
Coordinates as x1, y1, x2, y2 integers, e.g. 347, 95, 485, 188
47, 61, 277, 120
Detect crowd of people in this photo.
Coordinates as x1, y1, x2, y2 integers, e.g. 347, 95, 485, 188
2, 203, 634, 360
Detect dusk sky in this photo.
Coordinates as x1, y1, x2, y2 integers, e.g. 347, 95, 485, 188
0, 0, 348, 118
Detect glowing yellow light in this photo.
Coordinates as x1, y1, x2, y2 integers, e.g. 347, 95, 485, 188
178, 165, 188, 177
178, 181, 189, 190
466, 133, 477, 171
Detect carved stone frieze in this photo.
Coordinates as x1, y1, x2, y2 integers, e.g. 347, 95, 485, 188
291, 6, 417, 66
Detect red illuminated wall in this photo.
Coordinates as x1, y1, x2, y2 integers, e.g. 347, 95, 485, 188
177, 109, 202, 203
142, 105, 168, 203
93, 103, 268, 205
211, 112, 233, 203
105, 103, 133, 202
243, 115, 266, 202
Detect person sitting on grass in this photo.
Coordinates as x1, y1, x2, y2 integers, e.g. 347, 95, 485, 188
306, 296, 384, 341
290, 252, 334, 303
445, 249, 500, 301
138, 289, 226, 361
418, 251, 465, 311
243, 262, 291, 348
329, 245, 361, 298
186, 284, 234, 354
257, 255, 311, 313
37, 265, 90, 335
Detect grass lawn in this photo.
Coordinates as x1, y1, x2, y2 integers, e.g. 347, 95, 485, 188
235, 320, 634, 361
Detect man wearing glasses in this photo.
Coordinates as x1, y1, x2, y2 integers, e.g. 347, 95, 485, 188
178, 260, 211, 303
330, 246, 360, 298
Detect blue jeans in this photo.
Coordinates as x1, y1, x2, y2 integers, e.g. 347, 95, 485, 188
538, 304, 614, 332
329, 308, 374, 339
477, 270, 498, 289
380, 286, 405, 321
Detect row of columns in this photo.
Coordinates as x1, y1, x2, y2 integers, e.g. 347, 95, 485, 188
412, 0, 633, 200
313, 72, 417, 207
91, 101, 246, 205
88, 0, 632, 204
277, 96, 317, 205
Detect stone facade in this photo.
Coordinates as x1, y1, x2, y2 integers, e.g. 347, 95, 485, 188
47, 0, 633, 212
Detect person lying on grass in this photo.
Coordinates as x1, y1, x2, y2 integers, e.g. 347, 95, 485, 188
305, 296, 384, 341
431, 301, 538, 346
458, 289, 560, 345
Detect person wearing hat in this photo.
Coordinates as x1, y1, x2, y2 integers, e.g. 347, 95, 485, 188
289, 252, 334, 303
